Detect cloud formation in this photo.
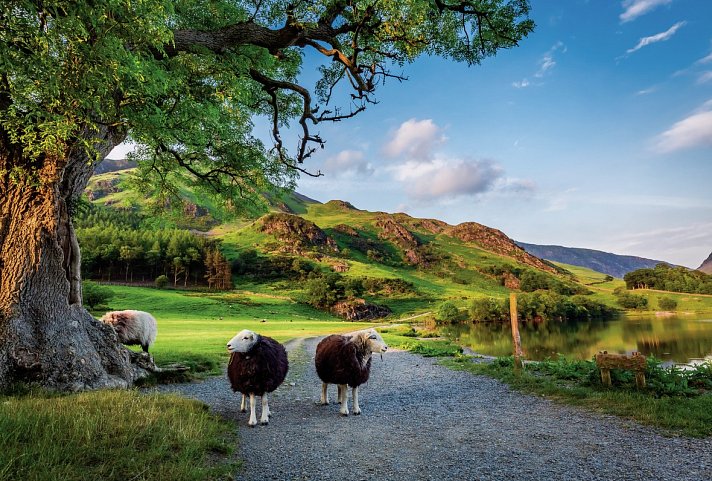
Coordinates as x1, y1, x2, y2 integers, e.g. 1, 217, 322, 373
626, 21, 686, 54
513, 42, 565, 88
323, 150, 374, 177
391, 158, 505, 200
656, 101, 712, 152
620, 0, 672, 23
382, 118, 445, 160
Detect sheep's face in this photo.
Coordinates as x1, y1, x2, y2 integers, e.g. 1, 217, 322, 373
227, 329, 258, 353
364, 329, 388, 354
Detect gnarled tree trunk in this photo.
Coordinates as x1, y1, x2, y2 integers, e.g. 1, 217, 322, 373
0, 127, 138, 391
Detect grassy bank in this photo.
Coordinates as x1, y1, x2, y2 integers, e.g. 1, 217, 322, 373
378, 327, 712, 438
0, 390, 238, 481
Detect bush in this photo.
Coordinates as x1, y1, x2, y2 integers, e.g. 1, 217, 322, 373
436, 301, 461, 323
469, 297, 506, 322
658, 297, 678, 311
82, 281, 114, 309
155, 275, 169, 289
615, 291, 648, 309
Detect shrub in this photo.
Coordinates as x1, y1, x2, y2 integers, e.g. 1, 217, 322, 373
436, 301, 461, 323
82, 281, 114, 309
615, 291, 648, 309
469, 297, 506, 322
658, 297, 678, 311
154, 275, 169, 289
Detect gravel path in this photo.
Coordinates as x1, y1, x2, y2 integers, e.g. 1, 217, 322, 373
154, 338, 712, 481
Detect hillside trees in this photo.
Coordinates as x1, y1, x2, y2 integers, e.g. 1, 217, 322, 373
624, 264, 712, 294
0, 0, 533, 390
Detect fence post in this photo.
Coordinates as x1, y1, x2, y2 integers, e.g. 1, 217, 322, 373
509, 293, 523, 369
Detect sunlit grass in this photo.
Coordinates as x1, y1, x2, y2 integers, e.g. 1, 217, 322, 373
0, 390, 238, 481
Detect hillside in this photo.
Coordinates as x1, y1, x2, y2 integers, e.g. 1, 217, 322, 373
516, 242, 668, 279
81, 169, 598, 318
697, 252, 712, 274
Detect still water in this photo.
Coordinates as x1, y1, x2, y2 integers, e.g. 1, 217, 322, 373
439, 314, 712, 364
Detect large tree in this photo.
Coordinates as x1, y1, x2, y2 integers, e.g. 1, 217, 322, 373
0, 0, 533, 391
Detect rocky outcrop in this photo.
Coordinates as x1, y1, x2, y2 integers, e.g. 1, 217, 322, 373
331, 299, 391, 321
325, 200, 358, 210
259, 213, 338, 254
390, 213, 449, 234
698, 252, 712, 274
376, 217, 420, 249
333, 224, 359, 237
448, 222, 557, 274
85, 178, 121, 201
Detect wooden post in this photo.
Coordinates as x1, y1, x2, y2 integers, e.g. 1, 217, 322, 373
509, 293, 523, 369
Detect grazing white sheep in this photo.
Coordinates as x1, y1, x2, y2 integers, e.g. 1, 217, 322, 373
227, 329, 289, 427
314, 328, 387, 416
101, 310, 157, 353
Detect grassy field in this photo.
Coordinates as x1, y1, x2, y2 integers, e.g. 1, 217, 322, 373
100, 285, 374, 373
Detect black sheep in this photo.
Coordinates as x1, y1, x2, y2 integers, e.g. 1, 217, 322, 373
315, 328, 387, 416
227, 329, 289, 426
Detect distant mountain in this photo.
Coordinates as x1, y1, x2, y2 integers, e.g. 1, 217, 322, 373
516, 242, 668, 279
698, 252, 712, 274
94, 158, 137, 174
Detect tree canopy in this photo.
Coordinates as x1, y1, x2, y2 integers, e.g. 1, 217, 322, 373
1, 0, 534, 204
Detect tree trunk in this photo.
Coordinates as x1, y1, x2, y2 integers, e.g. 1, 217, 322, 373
0, 127, 142, 391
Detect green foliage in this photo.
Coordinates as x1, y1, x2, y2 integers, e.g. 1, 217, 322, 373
614, 288, 649, 309
624, 264, 712, 294
493, 292, 618, 321
305, 272, 346, 309
155, 275, 169, 289
469, 297, 507, 322
436, 301, 461, 323
0, 390, 238, 481
447, 356, 712, 437
81, 281, 114, 309
658, 296, 678, 311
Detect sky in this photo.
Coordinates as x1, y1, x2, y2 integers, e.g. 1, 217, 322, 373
109, 0, 712, 268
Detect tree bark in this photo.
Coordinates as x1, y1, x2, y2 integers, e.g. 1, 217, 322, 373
0, 127, 142, 391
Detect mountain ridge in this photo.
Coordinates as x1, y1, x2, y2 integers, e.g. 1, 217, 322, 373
698, 252, 712, 274
516, 242, 670, 279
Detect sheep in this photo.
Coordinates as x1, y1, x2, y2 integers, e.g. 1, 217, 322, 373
314, 328, 388, 416
227, 329, 289, 427
100, 310, 157, 354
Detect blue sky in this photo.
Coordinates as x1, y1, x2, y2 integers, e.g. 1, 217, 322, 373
110, 0, 712, 268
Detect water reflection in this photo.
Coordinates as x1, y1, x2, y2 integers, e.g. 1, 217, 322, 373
440, 315, 712, 363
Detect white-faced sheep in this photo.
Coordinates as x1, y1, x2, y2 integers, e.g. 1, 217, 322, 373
314, 328, 387, 416
101, 310, 157, 353
227, 329, 289, 427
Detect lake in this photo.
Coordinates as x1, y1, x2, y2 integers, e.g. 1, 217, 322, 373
438, 314, 712, 365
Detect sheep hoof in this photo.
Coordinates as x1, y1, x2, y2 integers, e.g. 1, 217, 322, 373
340, 412, 348, 417
240, 408, 247, 413
353, 411, 361, 415
260, 421, 269, 425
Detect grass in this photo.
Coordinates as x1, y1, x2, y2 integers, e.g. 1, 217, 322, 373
0, 390, 238, 481
96, 285, 374, 376
441, 356, 712, 438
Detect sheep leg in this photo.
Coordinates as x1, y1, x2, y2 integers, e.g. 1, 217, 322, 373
319, 382, 329, 405
141, 343, 149, 353
248, 393, 258, 427
352, 386, 361, 415
240, 394, 247, 413
338, 384, 349, 416
260, 395, 270, 425
337, 384, 343, 404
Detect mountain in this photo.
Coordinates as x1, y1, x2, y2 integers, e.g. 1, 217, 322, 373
516, 242, 668, 279
698, 252, 712, 274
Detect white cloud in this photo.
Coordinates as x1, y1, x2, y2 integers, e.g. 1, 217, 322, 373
323, 150, 374, 177
513, 42, 564, 88
382, 118, 445, 161
698, 52, 712, 64
697, 71, 712, 84
635, 86, 657, 95
611, 222, 712, 268
391, 158, 504, 200
656, 101, 712, 152
626, 21, 686, 54
620, 0, 672, 23
512, 79, 530, 89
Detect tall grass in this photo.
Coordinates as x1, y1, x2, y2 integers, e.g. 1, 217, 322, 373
0, 390, 238, 481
